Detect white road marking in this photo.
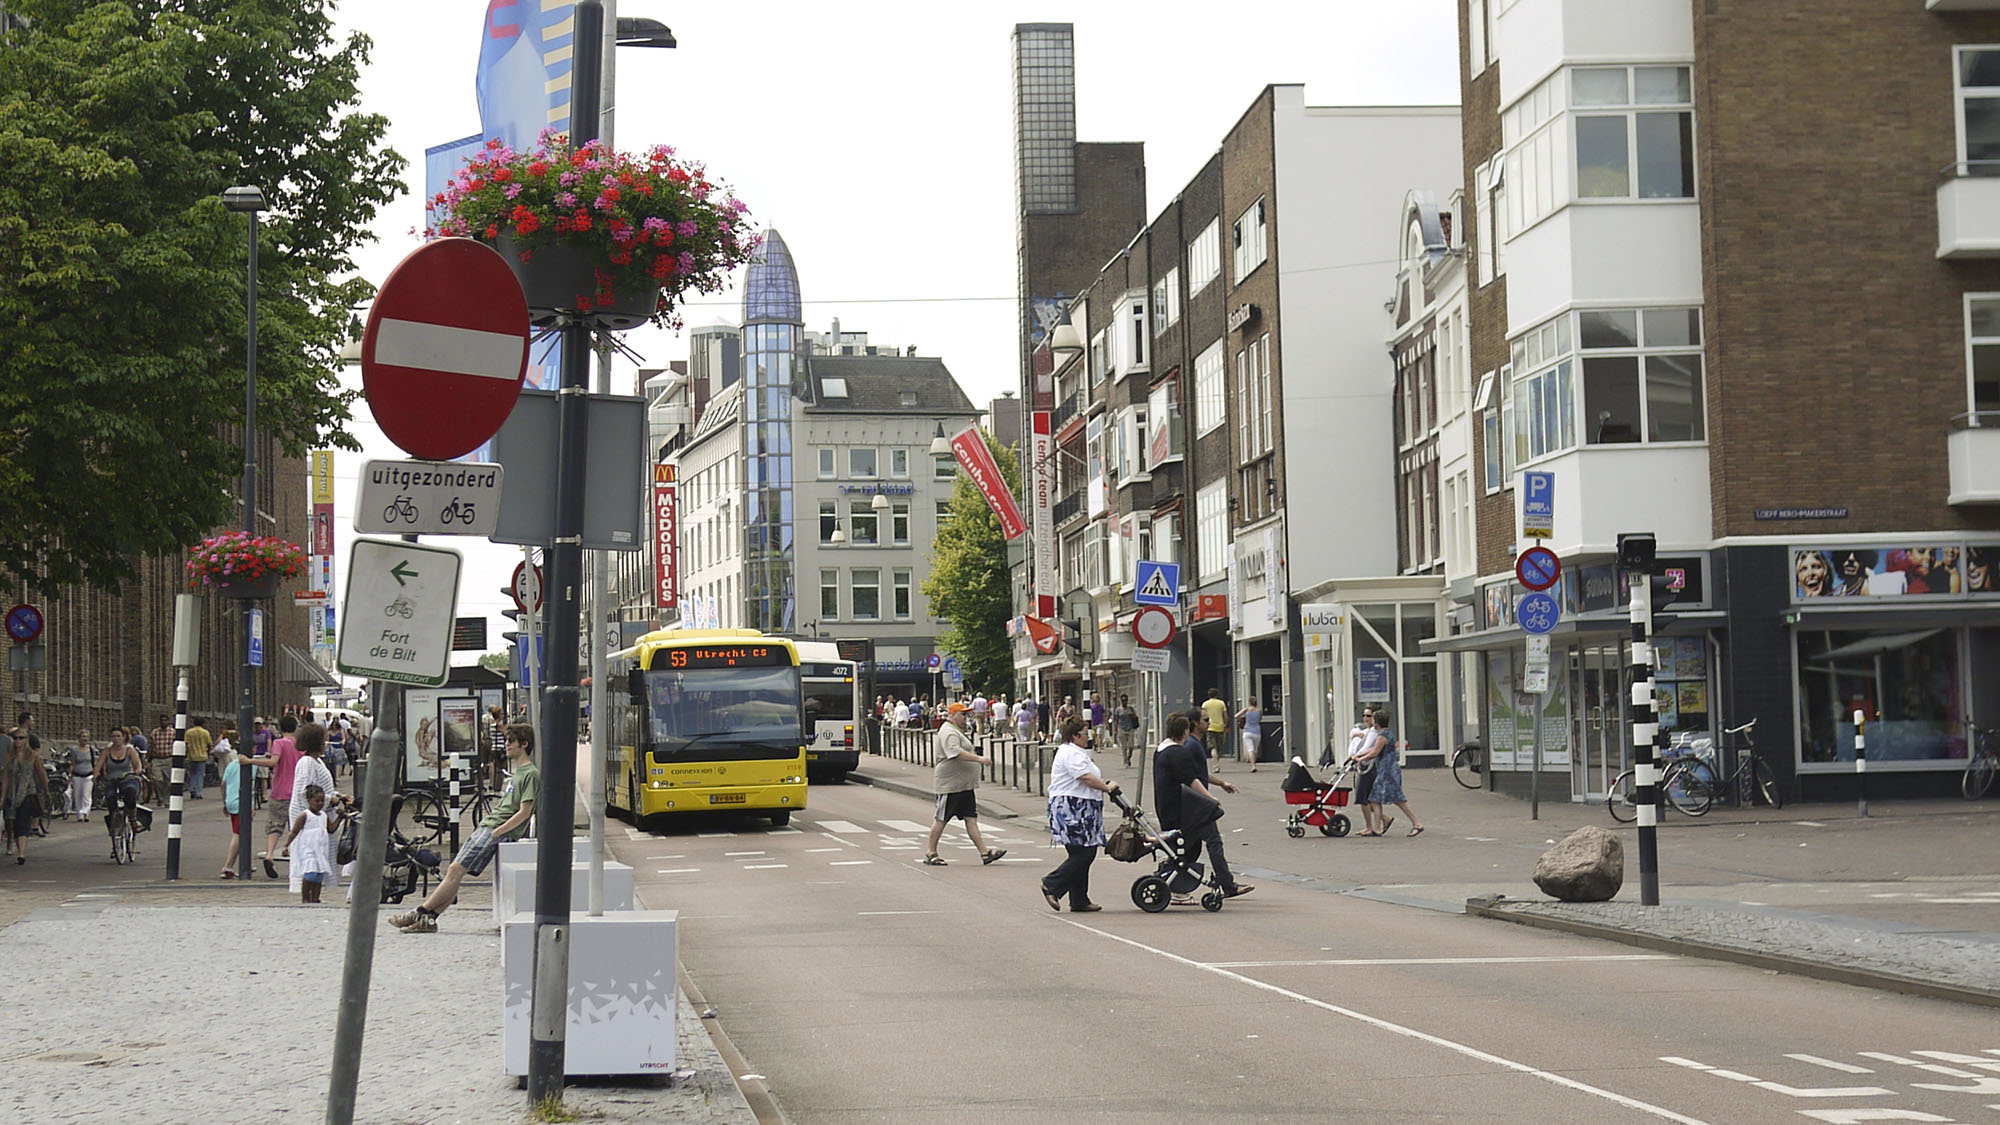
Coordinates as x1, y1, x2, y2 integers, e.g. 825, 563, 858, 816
697, 832, 734, 838
1662, 1056, 1891, 1099
725, 851, 766, 857
769, 827, 803, 834
1209, 955, 1675, 968
857, 910, 932, 916
742, 864, 788, 870
1912, 1050, 2000, 1074
1062, 919, 1711, 1123
645, 854, 685, 860
818, 832, 862, 848
828, 860, 873, 866
882, 819, 932, 834
805, 848, 843, 854
1797, 1111, 1951, 1123
655, 868, 700, 874
815, 820, 868, 834
1787, 1055, 1875, 1074
373, 317, 525, 380
1795, 821, 1827, 828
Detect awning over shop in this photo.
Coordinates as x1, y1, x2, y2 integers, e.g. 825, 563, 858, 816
280, 643, 339, 687
1788, 604, 2000, 632
1419, 610, 1726, 654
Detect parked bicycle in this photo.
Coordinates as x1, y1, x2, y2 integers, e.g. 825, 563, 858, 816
1681, 719, 1782, 812
1607, 747, 1710, 823
1965, 718, 1998, 800
392, 779, 496, 848
1450, 742, 1485, 789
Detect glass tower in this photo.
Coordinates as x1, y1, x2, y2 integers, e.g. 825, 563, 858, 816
739, 229, 802, 634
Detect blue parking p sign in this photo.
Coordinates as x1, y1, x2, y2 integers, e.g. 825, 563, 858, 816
1522, 471, 1555, 539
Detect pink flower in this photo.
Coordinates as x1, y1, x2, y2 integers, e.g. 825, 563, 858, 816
675, 220, 698, 238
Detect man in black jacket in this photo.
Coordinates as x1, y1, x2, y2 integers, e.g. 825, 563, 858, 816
1153, 711, 1252, 901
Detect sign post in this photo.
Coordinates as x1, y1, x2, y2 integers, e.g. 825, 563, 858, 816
1517, 593, 1559, 821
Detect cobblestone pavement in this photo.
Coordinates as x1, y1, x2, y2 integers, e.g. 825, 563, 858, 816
0, 897, 755, 1124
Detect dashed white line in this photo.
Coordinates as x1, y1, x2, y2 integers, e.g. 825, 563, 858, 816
655, 868, 700, 874
828, 860, 873, 866
805, 848, 843, 853
697, 832, 735, 838
815, 820, 868, 834
1787, 1055, 1875, 1074
858, 910, 932, 916
742, 864, 788, 870
725, 851, 767, 857
881, 819, 932, 834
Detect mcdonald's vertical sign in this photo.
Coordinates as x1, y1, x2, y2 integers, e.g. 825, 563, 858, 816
652, 463, 678, 610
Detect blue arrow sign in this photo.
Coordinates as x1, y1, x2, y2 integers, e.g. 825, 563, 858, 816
1517, 592, 1560, 636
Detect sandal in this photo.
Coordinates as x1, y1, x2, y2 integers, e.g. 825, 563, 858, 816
1356, 830, 1383, 837
921, 854, 948, 866
219, 870, 237, 879
1381, 817, 1396, 833
981, 849, 1008, 865
1407, 826, 1425, 838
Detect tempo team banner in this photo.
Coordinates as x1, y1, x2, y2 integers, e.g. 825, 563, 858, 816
948, 425, 1026, 540
652, 464, 678, 610
1030, 411, 1056, 618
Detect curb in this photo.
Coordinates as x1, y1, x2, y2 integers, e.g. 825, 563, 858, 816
1463, 895, 2000, 1010
844, 770, 1021, 820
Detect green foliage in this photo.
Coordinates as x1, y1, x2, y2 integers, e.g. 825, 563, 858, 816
920, 432, 1021, 695
476, 651, 511, 674
0, 0, 404, 589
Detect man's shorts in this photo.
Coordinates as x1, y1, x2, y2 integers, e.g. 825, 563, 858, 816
933, 789, 978, 823
453, 825, 502, 876
1204, 730, 1225, 757
265, 796, 292, 838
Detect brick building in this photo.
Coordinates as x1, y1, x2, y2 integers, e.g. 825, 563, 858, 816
1440, 0, 2000, 803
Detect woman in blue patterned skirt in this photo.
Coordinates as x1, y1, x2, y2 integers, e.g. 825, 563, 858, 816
1352, 708, 1424, 838
1041, 718, 1121, 912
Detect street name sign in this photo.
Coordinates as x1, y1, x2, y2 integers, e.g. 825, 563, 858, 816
354, 459, 504, 536
1522, 470, 1555, 539
336, 538, 463, 687
360, 238, 530, 462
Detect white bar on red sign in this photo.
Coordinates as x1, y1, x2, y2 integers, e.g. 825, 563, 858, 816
372, 318, 525, 381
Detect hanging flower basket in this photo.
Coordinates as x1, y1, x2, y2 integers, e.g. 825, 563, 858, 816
185, 532, 306, 600
430, 131, 758, 331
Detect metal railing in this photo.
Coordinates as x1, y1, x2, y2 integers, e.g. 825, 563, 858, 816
1050, 390, 1083, 431
1051, 490, 1083, 526
873, 723, 1050, 798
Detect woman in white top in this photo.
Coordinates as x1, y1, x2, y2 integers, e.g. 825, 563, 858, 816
1040, 718, 1120, 913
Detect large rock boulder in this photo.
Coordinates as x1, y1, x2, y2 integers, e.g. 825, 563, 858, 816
1533, 826, 1624, 902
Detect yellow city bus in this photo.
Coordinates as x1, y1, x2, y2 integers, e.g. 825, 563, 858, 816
606, 629, 809, 829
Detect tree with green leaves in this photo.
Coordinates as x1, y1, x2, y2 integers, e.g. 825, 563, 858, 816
921, 431, 1021, 696
0, 0, 403, 590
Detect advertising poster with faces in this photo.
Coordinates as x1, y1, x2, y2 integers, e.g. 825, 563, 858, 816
1792, 545, 1991, 599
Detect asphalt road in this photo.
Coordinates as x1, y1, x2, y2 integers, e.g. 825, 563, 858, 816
610, 782, 2000, 1124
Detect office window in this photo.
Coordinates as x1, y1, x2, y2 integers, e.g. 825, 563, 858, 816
851, 568, 880, 620
890, 448, 909, 478
1124, 297, 1148, 374
935, 455, 955, 480
1188, 218, 1221, 295
892, 568, 912, 619
891, 501, 910, 545
1231, 198, 1268, 284
1573, 65, 1694, 200
1196, 480, 1229, 582
1153, 267, 1181, 335
1958, 48, 2000, 175
936, 499, 952, 525
849, 447, 877, 478
849, 499, 878, 545
1254, 334, 1272, 455
819, 568, 838, 618
819, 499, 838, 544
1194, 339, 1226, 436
817, 448, 834, 478
1090, 328, 1109, 387
1475, 161, 1497, 287
1235, 335, 1272, 460
1966, 294, 2000, 420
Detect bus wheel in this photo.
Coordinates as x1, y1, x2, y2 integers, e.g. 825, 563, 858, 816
768, 810, 792, 827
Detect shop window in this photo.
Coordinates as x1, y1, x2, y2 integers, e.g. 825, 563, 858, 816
1796, 628, 1964, 766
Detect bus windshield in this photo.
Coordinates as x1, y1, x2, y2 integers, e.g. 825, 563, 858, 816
643, 666, 803, 761
803, 680, 855, 723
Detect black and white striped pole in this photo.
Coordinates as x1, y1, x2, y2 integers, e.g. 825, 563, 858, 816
165, 594, 201, 881
446, 751, 463, 859
1853, 708, 1867, 818
1619, 534, 1661, 907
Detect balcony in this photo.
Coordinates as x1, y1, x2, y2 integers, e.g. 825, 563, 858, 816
1052, 489, 1083, 527
1949, 416, 2000, 504
1936, 165, 2000, 258
1050, 389, 1083, 432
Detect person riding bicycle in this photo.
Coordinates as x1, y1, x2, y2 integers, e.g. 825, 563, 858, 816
94, 728, 145, 850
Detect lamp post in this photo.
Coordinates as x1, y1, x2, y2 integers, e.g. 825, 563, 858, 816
222, 184, 266, 881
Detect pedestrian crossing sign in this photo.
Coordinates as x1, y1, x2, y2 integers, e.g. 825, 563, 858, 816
1133, 560, 1179, 607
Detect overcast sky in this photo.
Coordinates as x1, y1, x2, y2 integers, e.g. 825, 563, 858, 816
321, 0, 1461, 664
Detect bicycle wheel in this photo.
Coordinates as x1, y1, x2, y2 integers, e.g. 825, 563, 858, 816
1965, 751, 1997, 800
1750, 757, 1783, 809
1451, 746, 1483, 790
1608, 770, 1639, 823
395, 791, 445, 847
1667, 759, 1714, 816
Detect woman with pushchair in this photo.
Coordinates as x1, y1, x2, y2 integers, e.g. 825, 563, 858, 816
1040, 718, 1120, 913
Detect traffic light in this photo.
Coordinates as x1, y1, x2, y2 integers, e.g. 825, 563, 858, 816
1060, 618, 1083, 655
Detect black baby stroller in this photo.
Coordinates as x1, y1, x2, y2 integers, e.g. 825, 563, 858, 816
1282, 756, 1362, 838
1104, 790, 1232, 913
368, 794, 442, 905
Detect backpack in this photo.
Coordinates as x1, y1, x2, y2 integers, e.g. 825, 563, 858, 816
334, 813, 360, 866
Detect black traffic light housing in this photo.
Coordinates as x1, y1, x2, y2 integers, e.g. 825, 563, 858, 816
1060, 618, 1084, 655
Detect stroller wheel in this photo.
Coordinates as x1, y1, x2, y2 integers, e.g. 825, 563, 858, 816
1201, 891, 1225, 912
1323, 814, 1350, 838
1132, 875, 1172, 913
1286, 823, 1306, 839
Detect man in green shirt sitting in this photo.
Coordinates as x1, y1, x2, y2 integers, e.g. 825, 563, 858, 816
391, 723, 539, 934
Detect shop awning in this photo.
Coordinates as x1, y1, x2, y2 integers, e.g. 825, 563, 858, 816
1809, 628, 1943, 663
1788, 604, 2000, 632
1419, 610, 1725, 654
280, 643, 339, 688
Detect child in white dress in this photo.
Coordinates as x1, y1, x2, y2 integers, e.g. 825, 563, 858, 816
284, 785, 340, 904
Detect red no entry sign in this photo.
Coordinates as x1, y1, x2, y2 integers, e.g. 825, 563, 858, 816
361, 238, 530, 461
1516, 546, 1561, 591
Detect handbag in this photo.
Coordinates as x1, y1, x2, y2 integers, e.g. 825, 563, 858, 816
1103, 817, 1148, 863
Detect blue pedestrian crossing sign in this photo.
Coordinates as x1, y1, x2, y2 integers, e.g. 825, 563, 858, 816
1516, 592, 1560, 636
1134, 560, 1179, 607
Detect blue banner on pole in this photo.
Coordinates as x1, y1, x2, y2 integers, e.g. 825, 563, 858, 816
475, 0, 578, 154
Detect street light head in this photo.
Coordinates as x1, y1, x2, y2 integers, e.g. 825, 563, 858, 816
928, 422, 954, 457
221, 185, 267, 213
829, 528, 847, 545
870, 492, 890, 512
615, 16, 676, 47
1049, 323, 1083, 358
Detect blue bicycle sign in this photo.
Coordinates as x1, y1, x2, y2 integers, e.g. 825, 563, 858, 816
1516, 592, 1561, 636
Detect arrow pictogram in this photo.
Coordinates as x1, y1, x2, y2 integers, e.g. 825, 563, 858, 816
391, 561, 419, 587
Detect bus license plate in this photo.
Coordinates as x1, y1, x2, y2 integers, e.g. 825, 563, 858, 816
709, 793, 745, 805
